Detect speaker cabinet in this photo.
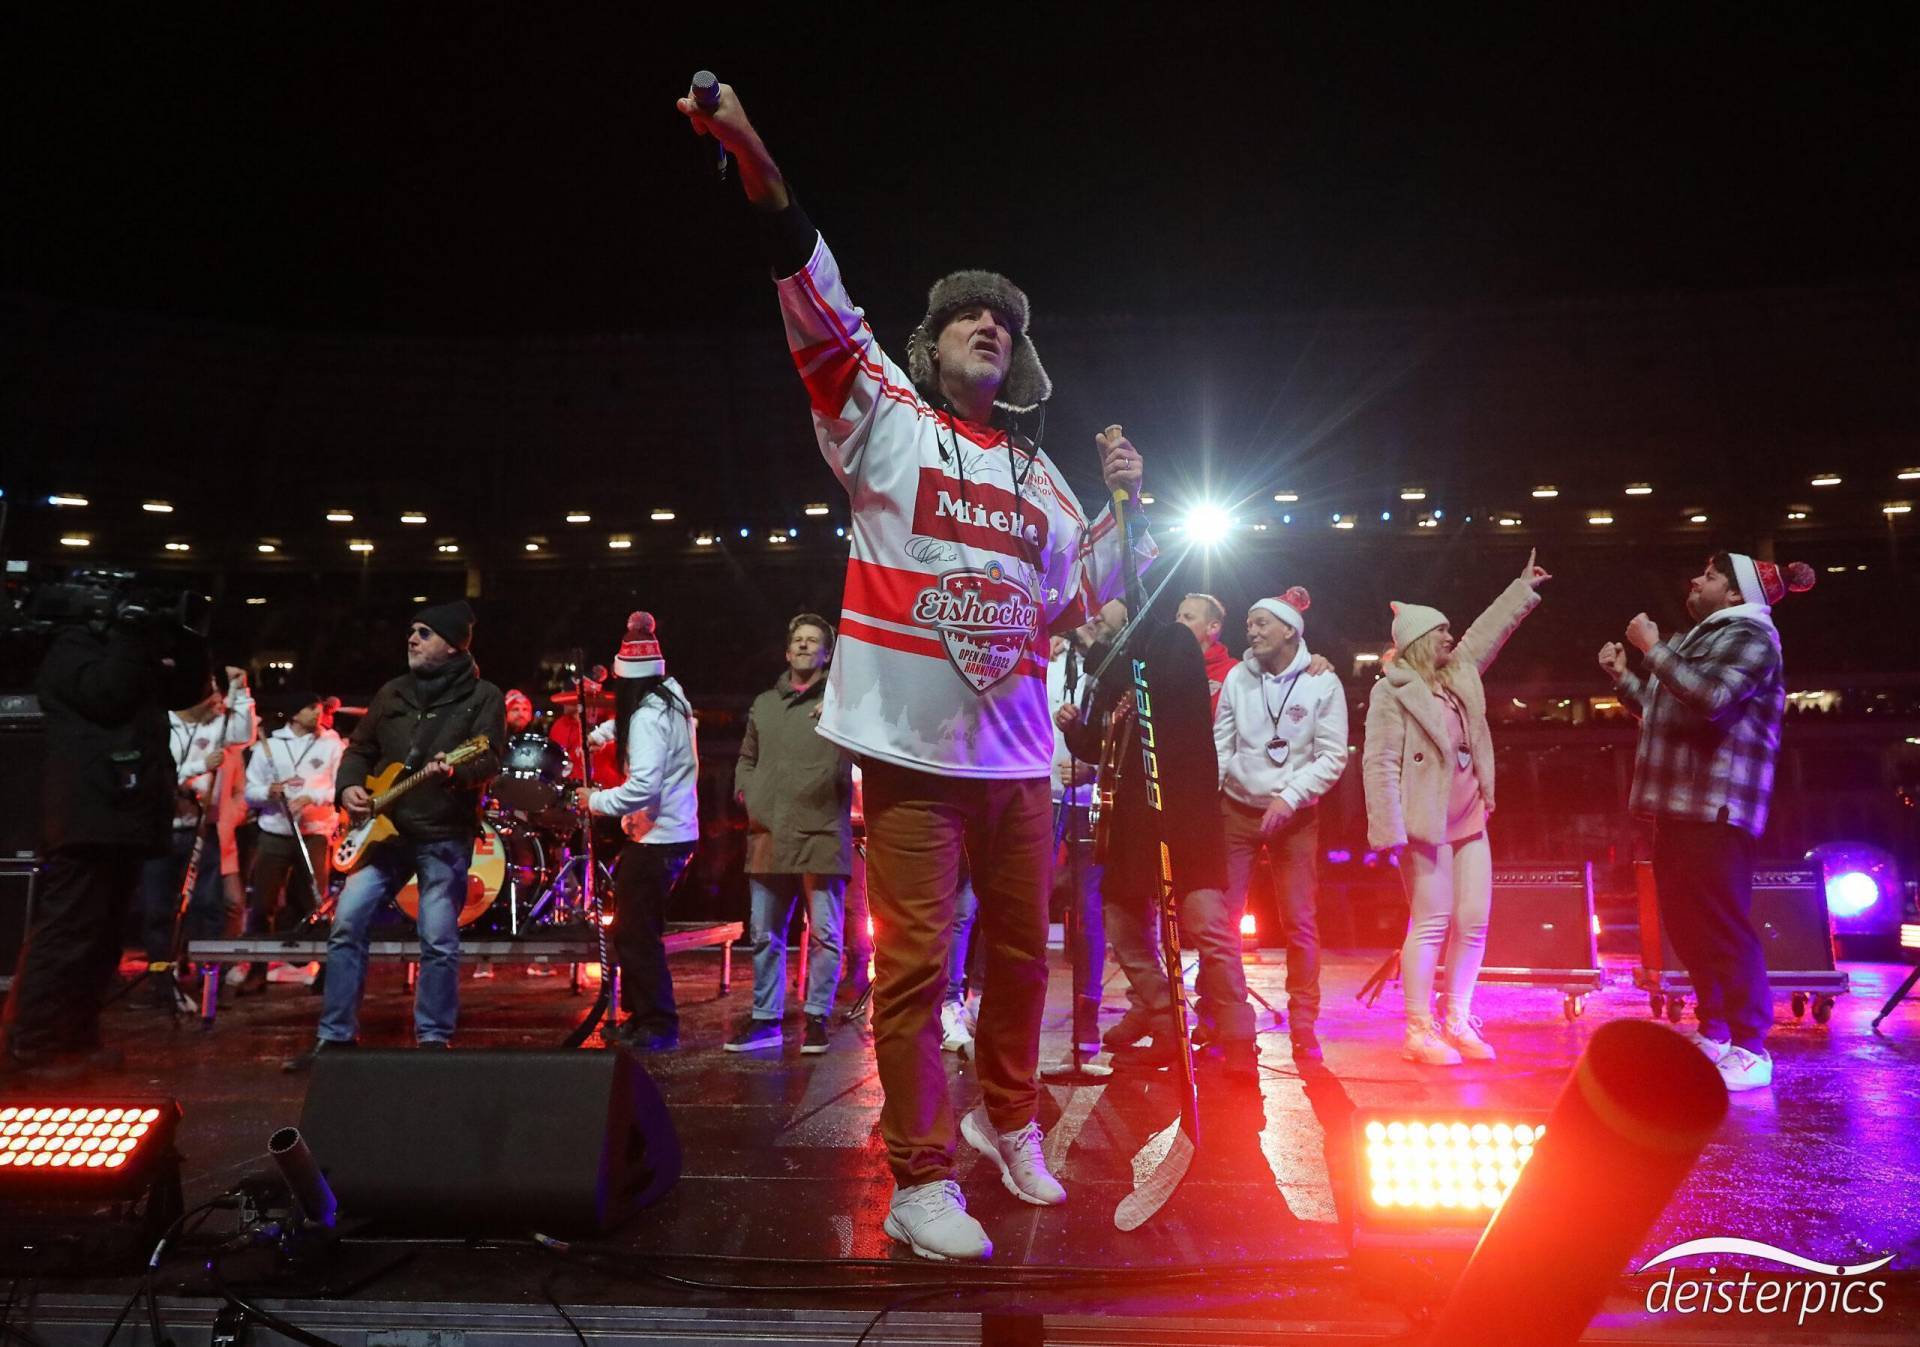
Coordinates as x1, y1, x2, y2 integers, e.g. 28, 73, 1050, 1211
299, 1049, 680, 1233
1633, 862, 1848, 1019
1483, 866, 1601, 975
0, 694, 45, 862
1636, 864, 1839, 974
0, 864, 35, 995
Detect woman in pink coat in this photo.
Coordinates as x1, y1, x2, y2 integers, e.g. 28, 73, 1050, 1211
1363, 551, 1550, 1064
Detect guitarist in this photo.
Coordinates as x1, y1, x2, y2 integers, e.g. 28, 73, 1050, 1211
284, 601, 504, 1071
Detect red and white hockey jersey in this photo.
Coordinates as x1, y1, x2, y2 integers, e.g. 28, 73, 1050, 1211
777, 234, 1154, 779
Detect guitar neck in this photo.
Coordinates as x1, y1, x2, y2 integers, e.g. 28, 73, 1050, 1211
372, 763, 440, 815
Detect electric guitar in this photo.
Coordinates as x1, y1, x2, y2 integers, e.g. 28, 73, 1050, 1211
331, 736, 491, 872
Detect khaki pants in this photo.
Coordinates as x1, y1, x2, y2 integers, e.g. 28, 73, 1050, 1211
863, 761, 1053, 1187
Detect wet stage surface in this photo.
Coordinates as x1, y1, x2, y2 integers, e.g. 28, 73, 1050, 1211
12, 946, 1920, 1340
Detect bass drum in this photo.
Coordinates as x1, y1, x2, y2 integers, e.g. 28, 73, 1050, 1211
492, 733, 574, 822
395, 822, 508, 928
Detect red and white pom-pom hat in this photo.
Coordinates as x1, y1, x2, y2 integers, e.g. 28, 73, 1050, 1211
1726, 554, 1817, 609
613, 611, 665, 678
1250, 586, 1312, 635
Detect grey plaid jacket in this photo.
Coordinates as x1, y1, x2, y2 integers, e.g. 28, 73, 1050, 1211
1615, 606, 1785, 838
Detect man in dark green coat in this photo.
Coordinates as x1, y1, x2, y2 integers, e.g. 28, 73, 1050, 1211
727, 614, 854, 1056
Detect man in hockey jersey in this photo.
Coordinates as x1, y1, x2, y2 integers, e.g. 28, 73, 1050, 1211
680, 80, 1153, 1262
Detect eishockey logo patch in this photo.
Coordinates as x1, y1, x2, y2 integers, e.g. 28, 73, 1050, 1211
911, 563, 1039, 694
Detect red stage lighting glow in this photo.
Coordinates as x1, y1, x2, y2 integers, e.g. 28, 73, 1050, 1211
1351, 1110, 1549, 1248
0, 1103, 176, 1181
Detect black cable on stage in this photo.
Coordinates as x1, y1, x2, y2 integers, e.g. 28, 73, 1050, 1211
206, 1258, 347, 1347
95, 1288, 142, 1347
540, 1276, 592, 1347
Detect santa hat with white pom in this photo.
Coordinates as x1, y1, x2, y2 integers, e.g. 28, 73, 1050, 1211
1249, 586, 1313, 635
1726, 553, 1817, 609
613, 612, 666, 679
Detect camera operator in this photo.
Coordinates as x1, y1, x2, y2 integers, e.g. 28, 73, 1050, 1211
1, 600, 210, 1079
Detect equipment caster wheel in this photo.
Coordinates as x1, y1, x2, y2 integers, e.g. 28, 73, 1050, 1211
1563, 994, 1585, 1021
1648, 992, 1664, 1018
1791, 991, 1809, 1019
1812, 996, 1835, 1025
1666, 995, 1686, 1025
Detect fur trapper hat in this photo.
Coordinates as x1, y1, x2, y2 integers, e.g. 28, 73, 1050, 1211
905, 269, 1053, 414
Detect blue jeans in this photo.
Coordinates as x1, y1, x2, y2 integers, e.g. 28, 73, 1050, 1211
139, 826, 227, 962
318, 836, 470, 1045
943, 870, 979, 1006
748, 874, 848, 1020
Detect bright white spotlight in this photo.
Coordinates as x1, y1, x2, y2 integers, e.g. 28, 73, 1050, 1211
1183, 503, 1234, 547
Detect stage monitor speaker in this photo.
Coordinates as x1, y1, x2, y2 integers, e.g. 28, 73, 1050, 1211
299, 1049, 680, 1233
0, 865, 33, 994
1481, 866, 1599, 973
0, 695, 46, 861
1636, 865, 1837, 974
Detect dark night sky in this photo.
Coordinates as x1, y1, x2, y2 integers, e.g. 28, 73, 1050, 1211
5, 4, 1916, 336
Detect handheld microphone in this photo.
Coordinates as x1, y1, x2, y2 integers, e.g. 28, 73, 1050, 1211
690, 70, 729, 180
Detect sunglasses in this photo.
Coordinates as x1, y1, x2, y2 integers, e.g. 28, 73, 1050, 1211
408, 625, 435, 639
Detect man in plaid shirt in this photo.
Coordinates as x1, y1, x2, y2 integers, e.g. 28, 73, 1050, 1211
1599, 551, 1814, 1093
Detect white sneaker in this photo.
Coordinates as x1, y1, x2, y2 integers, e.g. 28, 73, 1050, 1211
1716, 1045, 1773, 1092
1440, 1014, 1497, 1062
883, 1179, 993, 1261
1681, 1028, 1733, 1064
1403, 1020, 1464, 1066
526, 963, 556, 977
224, 964, 249, 987
961, 1106, 1067, 1207
472, 961, 495, 980
940, 1000, 974, 1054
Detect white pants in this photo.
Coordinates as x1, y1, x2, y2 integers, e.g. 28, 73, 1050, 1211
1399, 833, 1492, 1020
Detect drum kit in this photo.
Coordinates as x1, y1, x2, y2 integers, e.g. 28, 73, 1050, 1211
390, 685, 620, 934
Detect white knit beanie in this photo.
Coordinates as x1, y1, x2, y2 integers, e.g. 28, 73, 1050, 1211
1389, 601, 1448, 652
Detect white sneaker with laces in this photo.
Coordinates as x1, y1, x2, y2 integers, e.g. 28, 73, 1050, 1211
1403, 1018, 1464, 1066
1681, 1028, 1733, 1064
940, 1000, 974, 1054
961, 1106, 1067, 1206
1440, 1013, 1497, 1062
1716, 1045, 1773, 1092
883, 1179, 993, 1261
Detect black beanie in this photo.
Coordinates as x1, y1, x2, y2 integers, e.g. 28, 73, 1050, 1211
413, 599, 475, 650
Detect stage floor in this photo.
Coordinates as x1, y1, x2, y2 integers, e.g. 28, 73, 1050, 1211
10, 946, 1920, 1342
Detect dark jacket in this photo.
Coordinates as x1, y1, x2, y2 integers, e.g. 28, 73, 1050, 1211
37, 623, 211, 854
336, 655, 505, 842
735, 672, 853, 875
1063, 622, 1227, 896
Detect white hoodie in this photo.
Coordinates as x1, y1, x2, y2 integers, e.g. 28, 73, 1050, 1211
168, 682, 257, 829
587, 678, 699, 845
1213, 643, 1349, 811
245, 725, 345, 837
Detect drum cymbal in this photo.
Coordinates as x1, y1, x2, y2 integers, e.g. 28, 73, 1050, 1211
549, 687, 616, 708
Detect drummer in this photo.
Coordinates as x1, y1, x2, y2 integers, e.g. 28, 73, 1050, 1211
504, 689, 535, 736
548, 681, 624, 792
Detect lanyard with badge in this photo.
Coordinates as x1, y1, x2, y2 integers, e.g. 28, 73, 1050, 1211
1439, 688, 1473, 770
1262, 672, 1302, 767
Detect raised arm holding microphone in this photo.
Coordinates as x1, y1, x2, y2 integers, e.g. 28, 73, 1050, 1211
678, 78, 1155, 1262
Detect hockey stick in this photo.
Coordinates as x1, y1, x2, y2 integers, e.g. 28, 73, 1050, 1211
1103, 492, 1202, 1230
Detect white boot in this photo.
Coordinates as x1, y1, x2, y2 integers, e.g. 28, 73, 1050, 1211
1403, 1013, 1464, 1066
883, 1179, 993, 1260
1438, 993, 1496, 1062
